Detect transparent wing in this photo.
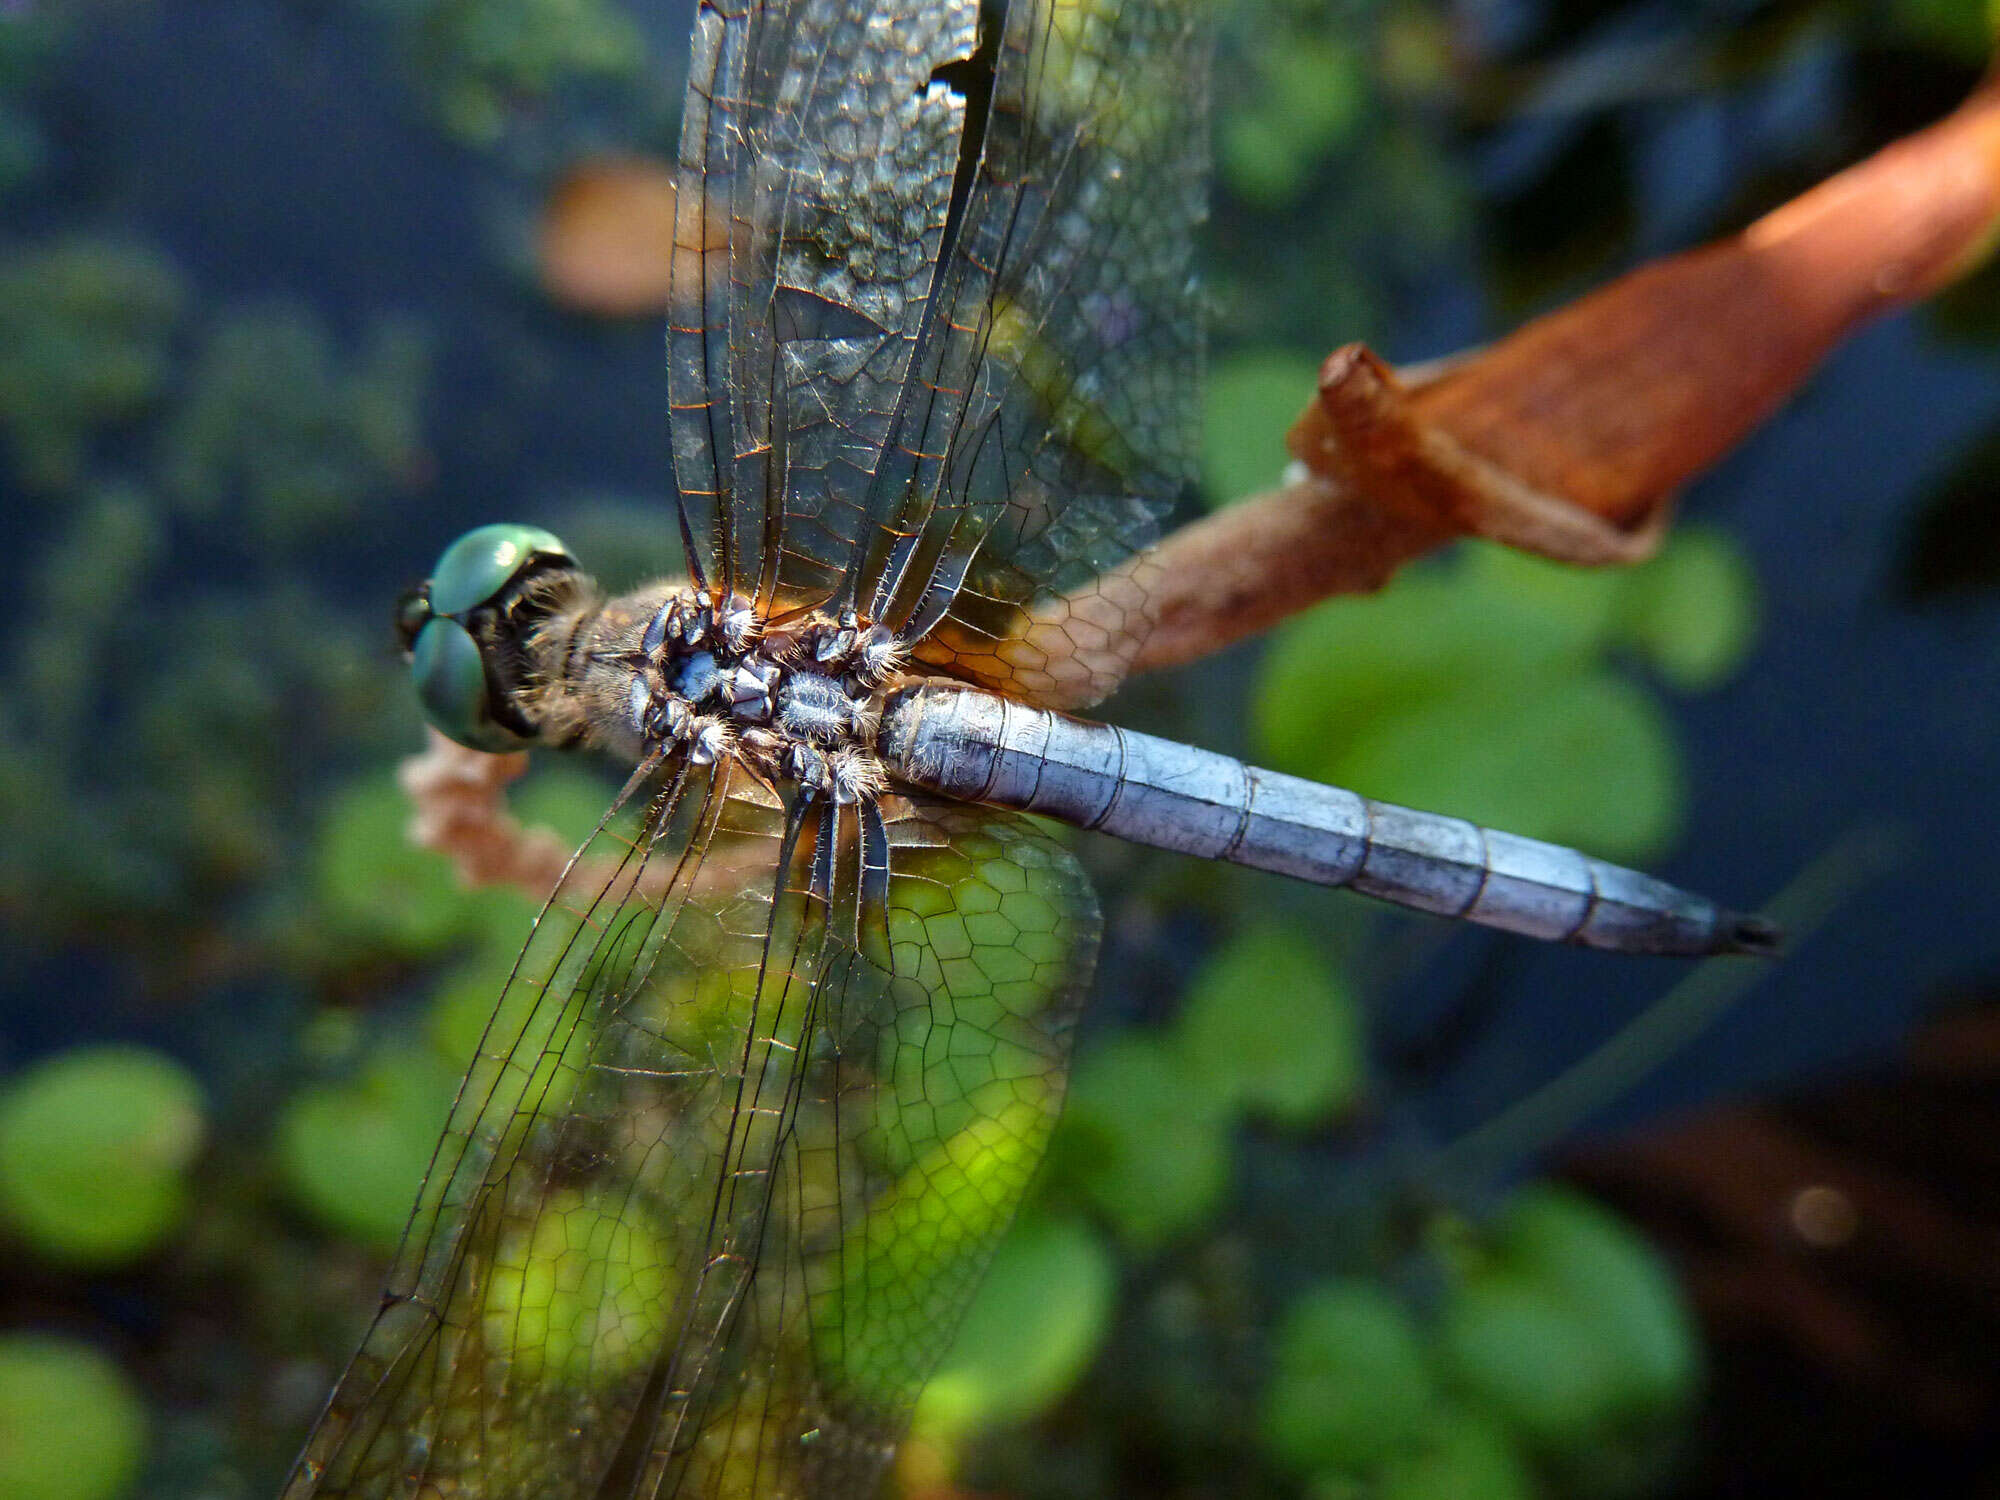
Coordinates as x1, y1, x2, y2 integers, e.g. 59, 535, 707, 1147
668, 0, 1209, 708
668, 0, 987, 608
857, 0, 1211, 709
282, 771, 1099, 1500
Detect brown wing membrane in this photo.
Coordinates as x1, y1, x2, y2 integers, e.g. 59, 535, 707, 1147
282, 775, 1099, 1500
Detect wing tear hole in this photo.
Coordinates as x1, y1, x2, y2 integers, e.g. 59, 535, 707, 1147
928, 3, 1002, 291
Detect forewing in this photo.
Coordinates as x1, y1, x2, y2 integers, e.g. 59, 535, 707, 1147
854, 0, 1211, 707
668, 0, 1210, 710
282, 778, 1099, 1500
668, 0, 987, 609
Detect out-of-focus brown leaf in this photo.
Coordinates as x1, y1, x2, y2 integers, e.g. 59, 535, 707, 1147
538, 158, 678, 317
1134, 69, 2000, 674
1407, 72, 2000, 529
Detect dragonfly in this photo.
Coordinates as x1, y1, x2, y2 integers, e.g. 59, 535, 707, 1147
286, 0, 1775, 1495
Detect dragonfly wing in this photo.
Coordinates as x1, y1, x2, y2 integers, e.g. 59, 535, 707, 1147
668, 0, 1211, 710
283, 776, 1099, 1500
281, 760, 752, 1498
852, 0, 1211, 707
653, 795, 1099, 1499
669, 0, 989, 609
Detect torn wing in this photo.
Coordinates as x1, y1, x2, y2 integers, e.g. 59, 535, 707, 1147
667, 0, 1210, 708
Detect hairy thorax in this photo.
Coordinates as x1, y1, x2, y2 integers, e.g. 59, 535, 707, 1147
521, 575, 907, 802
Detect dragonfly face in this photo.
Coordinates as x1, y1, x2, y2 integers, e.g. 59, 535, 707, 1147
400, 523, 580, 753
288, 1, 1768, 1497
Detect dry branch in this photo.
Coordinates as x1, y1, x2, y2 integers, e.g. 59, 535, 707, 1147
1131, 68, 2000, 673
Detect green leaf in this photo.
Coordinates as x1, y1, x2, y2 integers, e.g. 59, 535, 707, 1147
509, 763, 629, 851
276, 1039, 458, 1251
1462, 544, 1631, 641
1889, 0, 1997, 62
1252, 554, 1619, 781
1054, 1032, 1231, 1249
1262, 1278, 1435, 1475
1493, 1185, 1702, 1419
1219, 35, 1367, 208
1172, 922, 1363, 1127
1201, 349, 1321, 507
1372, 1406, 1533, 1500
0, 1044, 205, 1266
0, 235, 184, 492
916, 1212, 1117, 1438
1438, 1269, 1616, 1455
312, 772, 522, 961
1615, 527, 1761, 691
0, 1334, 147, 1500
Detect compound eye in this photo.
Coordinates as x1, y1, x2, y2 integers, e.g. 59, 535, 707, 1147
426, 523, 573, 618
408, 616, 530, 752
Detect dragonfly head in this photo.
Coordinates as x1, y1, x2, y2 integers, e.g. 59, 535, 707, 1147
399, 523, 578, 752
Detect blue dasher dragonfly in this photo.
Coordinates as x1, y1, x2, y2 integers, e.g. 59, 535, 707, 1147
285, 0, 1775, 1495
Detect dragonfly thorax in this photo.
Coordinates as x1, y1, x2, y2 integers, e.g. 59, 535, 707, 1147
625, 591, 903, 802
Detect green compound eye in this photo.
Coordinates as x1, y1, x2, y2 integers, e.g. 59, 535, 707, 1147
426, 523, 573, 617
409, 616, 528, 752
405, 523, 573, 752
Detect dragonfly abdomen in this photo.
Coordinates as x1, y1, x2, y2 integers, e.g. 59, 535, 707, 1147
877, 685, 1776, 958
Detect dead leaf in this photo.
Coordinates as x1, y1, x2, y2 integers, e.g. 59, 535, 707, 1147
538, 157, 678, 317
1132, 69, 2000, 674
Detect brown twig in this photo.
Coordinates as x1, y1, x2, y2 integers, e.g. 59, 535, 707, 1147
1130, 68, 2000, 674
397, 728, 573, 896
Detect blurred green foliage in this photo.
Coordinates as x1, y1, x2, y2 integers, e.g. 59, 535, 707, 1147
1251, 531, 1761, 862
1201, 348, 1321, 503
1262, 1278, 1436, 1475
1220, 28, 1368, 208
1890, 0, 1998, 63
371, 0, 648, 143
1436, 1186, 1701, 1493
1172, 922, 1364, 1128
0, 259, 428, 959
1366, 1409, 1535, 1500
1246, 1186, 1696, 1498
1056, 1030, 1234, 1249
0, 1334, 147, 1500
277, 1036, 461, 1252
1052, 924, 1361, 1251
0, 8, 64, 198
161, 303, 433, 549
309, 773, 522, 965
0, 237, 184, 492
0, 1044, 205, 1266
1209, 0, 1469, 350
0, 564, 406, 951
